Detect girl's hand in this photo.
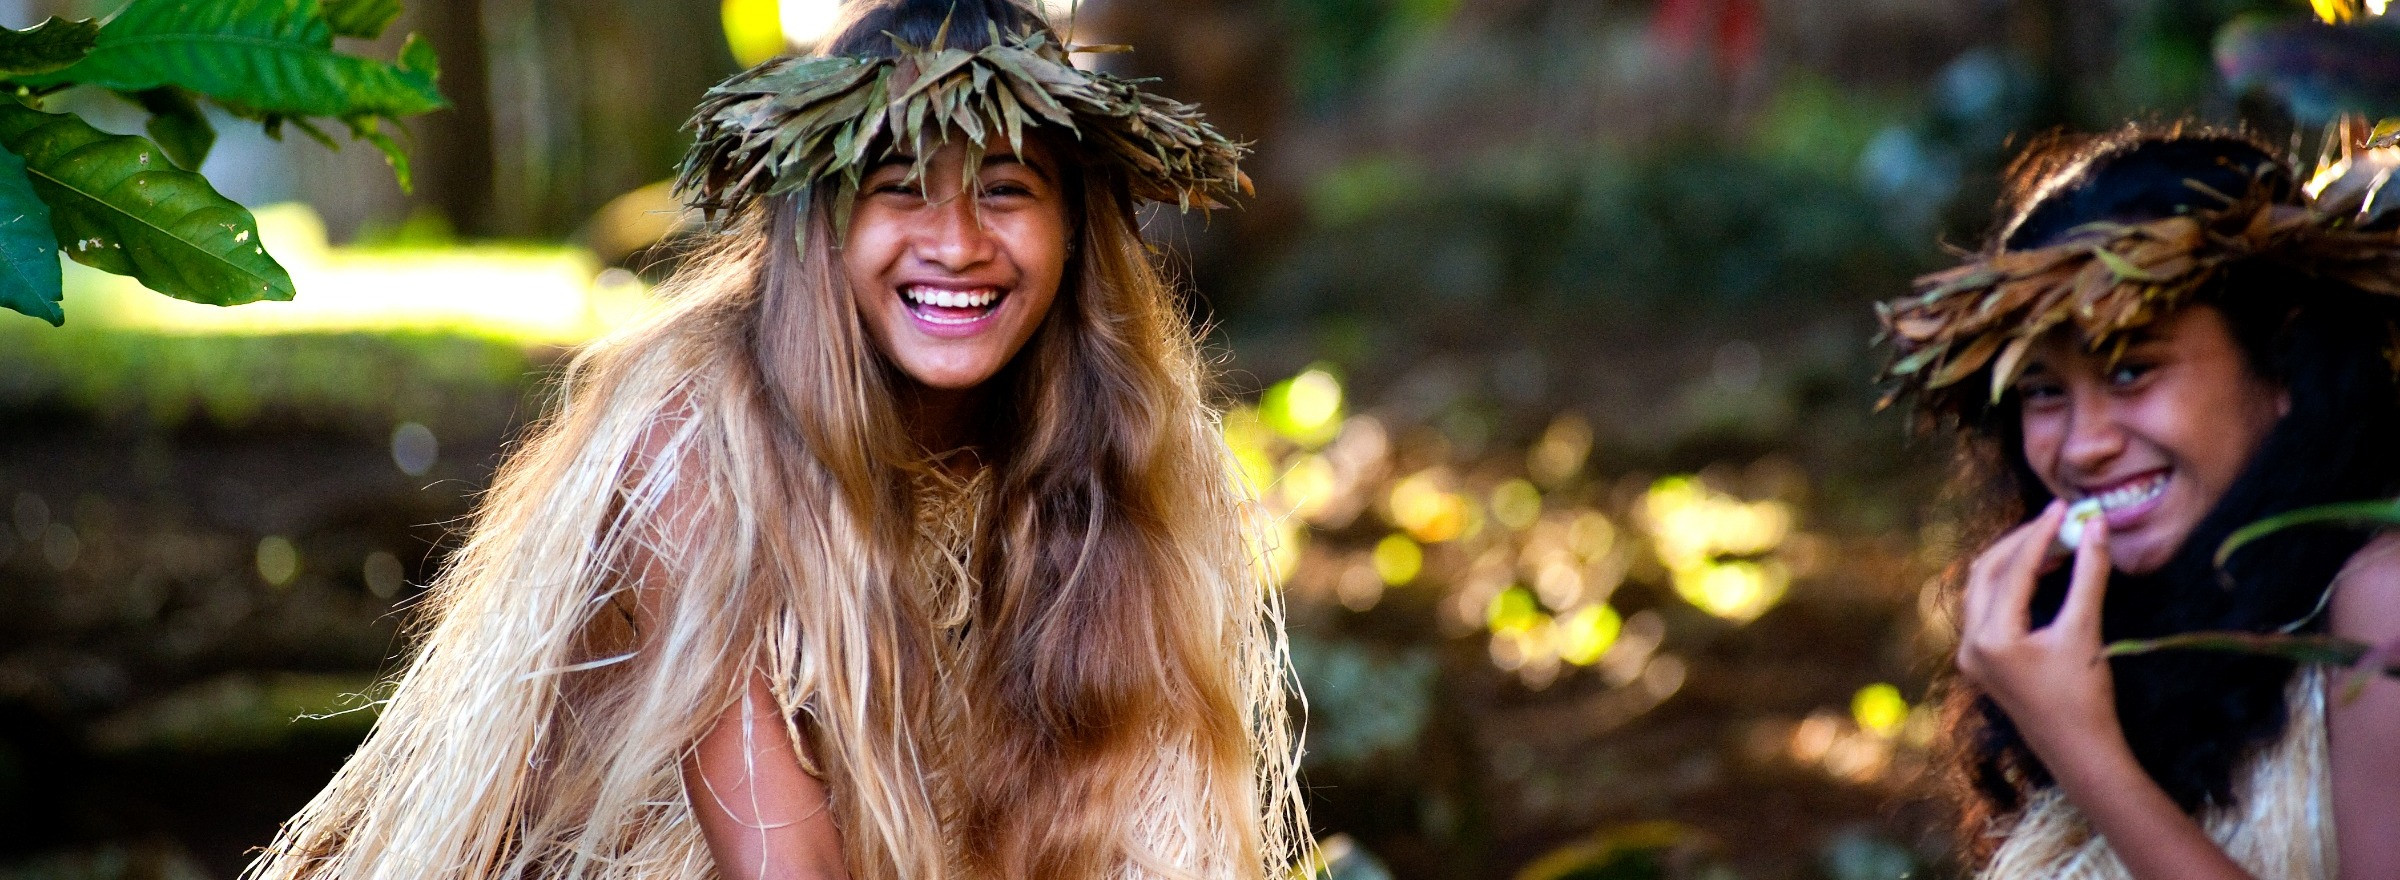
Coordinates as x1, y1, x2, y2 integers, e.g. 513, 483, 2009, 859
1958, 499, 2121, 754
1954, 503, 2258, 880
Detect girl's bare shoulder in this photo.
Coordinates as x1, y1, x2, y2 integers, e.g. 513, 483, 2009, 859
2331, 530, 2400, 640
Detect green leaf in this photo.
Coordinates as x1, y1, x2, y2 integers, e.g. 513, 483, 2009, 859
2370, 118, 2400, 150
0, 16, 99, 76
343, 115, 410, 192
322, 0, 403, 40
0, 141, 63, 325
2216, 498, 2400, 566
2106, 631, 2400, 679
28, 0, 446, 120
127, 88, 216, 170
0, 102, 292, 306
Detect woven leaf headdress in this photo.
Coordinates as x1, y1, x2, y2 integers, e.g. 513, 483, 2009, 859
1875, 151, 2400, 416
676, 25, 1249, 234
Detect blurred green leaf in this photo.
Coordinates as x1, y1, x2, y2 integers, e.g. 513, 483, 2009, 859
321, 0, 403, 39
0, 102, 293, 307
345, 109, 411, 192
28, 0, 446, 120
2105, 630, 2400, 679
128, 87, 217, 170
0, 142, 62, 325
0, 16, 99, 76
2369, 117, 2400, 149
2216, 498, 2400, 565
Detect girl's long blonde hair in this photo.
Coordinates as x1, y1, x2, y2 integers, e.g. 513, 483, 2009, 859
243, 147, 1306, 879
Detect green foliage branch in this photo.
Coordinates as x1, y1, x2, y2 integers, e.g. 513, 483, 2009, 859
2106, 499, 2400, 693
0, 0, 445, 326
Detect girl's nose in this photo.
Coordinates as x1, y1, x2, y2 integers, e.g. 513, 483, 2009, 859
911, 188, 998, 271
2059, 389, 2127, 474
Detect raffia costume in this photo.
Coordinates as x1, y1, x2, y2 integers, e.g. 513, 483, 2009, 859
1876, 146, 2400, 879
244, 23, 1297, 880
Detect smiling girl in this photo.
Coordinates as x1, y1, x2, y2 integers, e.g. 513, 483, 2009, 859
1878, 130, 2400, 879
242, 2, 1305, 879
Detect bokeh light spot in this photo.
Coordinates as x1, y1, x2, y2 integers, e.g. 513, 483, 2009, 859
363, 551, 406, 599
42, 523, 80, 570
1485, 587, 1543, 634
1490, 478, 1541, 531
1557, 604, 1622, 666
257, 536, 300, 587
1526, 414, 1593, 487
1372, 533, 1423, 585
1261, 366, 1345, 448
1852, 683, 1909, 736
1390, 471, 1469, 543
391, 422, 439, 477
723, 0, 786, 65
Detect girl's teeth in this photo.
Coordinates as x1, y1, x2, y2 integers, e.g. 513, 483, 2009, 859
2092, 476, 2164, 510
908, 287, 997, 308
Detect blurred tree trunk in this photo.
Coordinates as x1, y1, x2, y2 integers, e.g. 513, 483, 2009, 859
479, 0, 730, 238
413, 0, 498, 236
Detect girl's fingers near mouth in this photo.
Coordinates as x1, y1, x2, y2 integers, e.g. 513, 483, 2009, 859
2056, 516, 2111, 639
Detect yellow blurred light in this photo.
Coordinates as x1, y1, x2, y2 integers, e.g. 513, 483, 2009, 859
2374, 0, 2391, 15
1672, 559, 1787, 623
1372, 533, 1423, 586
724, 0, 787, 65
1640, 475, 1796, 622
1485, 586, 1543, 634
1556, 604, 1621, 666
1261, 366, 1344, 448
1389, 471, 1468, 543
68, 204, 649, 344
1277, 454, 1338, 517
1852, 683, 1910, 736
739, 0, 1086, 58
1490, 478, 1541, 530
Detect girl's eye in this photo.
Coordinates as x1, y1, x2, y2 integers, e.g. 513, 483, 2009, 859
979, 181, 1034, 199
2015, 381, 2066, 404
2106, 362, 2153, 386
870, 179, 922, 197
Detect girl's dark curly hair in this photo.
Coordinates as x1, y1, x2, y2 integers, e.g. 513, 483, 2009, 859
1936, 126, 2400, 860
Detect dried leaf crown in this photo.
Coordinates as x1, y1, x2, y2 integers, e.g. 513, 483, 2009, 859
1875, 150, 2400, 417
676, 24, 1250, 232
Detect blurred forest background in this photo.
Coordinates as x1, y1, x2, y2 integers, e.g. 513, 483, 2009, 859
0, 0, 2386, 878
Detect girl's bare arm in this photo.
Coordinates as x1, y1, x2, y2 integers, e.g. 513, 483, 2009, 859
684, 670, 852, 880
625, 422, 850, 880
2328, 532, 2400, 880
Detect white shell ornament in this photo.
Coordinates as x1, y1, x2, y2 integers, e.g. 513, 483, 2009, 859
2053, 497, 2104, 556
